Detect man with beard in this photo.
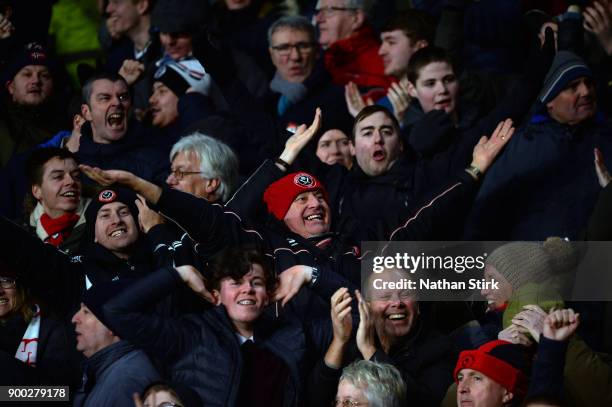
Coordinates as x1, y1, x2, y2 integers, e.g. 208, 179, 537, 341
0, 43, 64, 167
76, 73, 168, 185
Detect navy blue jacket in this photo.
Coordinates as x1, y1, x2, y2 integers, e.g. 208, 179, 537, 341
464, 115, 612, 240
73, 341, 160, 407
0, 216, 184, 318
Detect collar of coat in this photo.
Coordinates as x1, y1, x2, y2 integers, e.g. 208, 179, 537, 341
81, 340, 137, 391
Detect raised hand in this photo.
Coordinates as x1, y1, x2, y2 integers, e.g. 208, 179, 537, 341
511, 304, 547, 343
273, 265, 313, 307
0, 13, 14, 40
79, 165, 136, 187
470, 118, 515, 175
387, 78, 411, 122
355, 289, 377, 360
543, 308, 580, 341
594, 148, 612, 188
119, 59, 145, 86
278, 107, 322, 166
584, 1, 612, 55
175, 265, 216, 303
344, 82, 373, 118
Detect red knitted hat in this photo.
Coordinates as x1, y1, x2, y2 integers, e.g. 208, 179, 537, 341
263, 172, 328, 220
454, 340, 529, 398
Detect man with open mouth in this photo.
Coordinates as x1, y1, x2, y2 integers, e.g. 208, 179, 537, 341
75, 72, 169, 187
146, 58, 214, 153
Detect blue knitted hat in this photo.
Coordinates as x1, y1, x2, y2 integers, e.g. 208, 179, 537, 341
539, 51, 592, 104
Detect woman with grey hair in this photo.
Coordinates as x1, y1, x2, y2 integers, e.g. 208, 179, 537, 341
335, 360, 406, 407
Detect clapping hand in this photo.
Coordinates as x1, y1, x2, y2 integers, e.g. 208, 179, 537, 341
330, 287, 353, 344
345, 82, 374, 117
355, 290, 377, 360
511, 305, 548, 343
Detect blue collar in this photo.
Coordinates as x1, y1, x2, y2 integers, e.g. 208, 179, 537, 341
529, 110, 605, 125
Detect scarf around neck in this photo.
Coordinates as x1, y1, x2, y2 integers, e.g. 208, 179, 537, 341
15, 305, 41, 366
40, 212, 81, 247
270, 71, 308, 115
30, 198, 90, 246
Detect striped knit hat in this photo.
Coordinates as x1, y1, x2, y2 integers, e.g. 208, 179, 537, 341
539, 51, 592, 103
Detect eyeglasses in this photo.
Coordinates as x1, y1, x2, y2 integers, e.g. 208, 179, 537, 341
270, 42, 315, 57
0, 277, 16, 289
334, 399, 366, 407
315, 6, 358, 17
168, 169, 204, 181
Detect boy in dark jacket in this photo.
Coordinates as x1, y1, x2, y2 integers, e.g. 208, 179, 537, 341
103, 247, 330, 407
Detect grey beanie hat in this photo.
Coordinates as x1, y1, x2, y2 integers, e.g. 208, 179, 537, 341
486, 237, 579, 290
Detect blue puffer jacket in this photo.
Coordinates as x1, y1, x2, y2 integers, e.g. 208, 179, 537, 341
464, 114, 612, 240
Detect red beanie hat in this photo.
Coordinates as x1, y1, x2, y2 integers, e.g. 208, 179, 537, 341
454, 340, 530, 398
263, 172, 328, 220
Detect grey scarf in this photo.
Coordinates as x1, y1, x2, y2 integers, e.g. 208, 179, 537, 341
270, 71, 308, 104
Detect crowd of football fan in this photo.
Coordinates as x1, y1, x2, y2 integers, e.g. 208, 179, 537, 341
1, 0, 612, 406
